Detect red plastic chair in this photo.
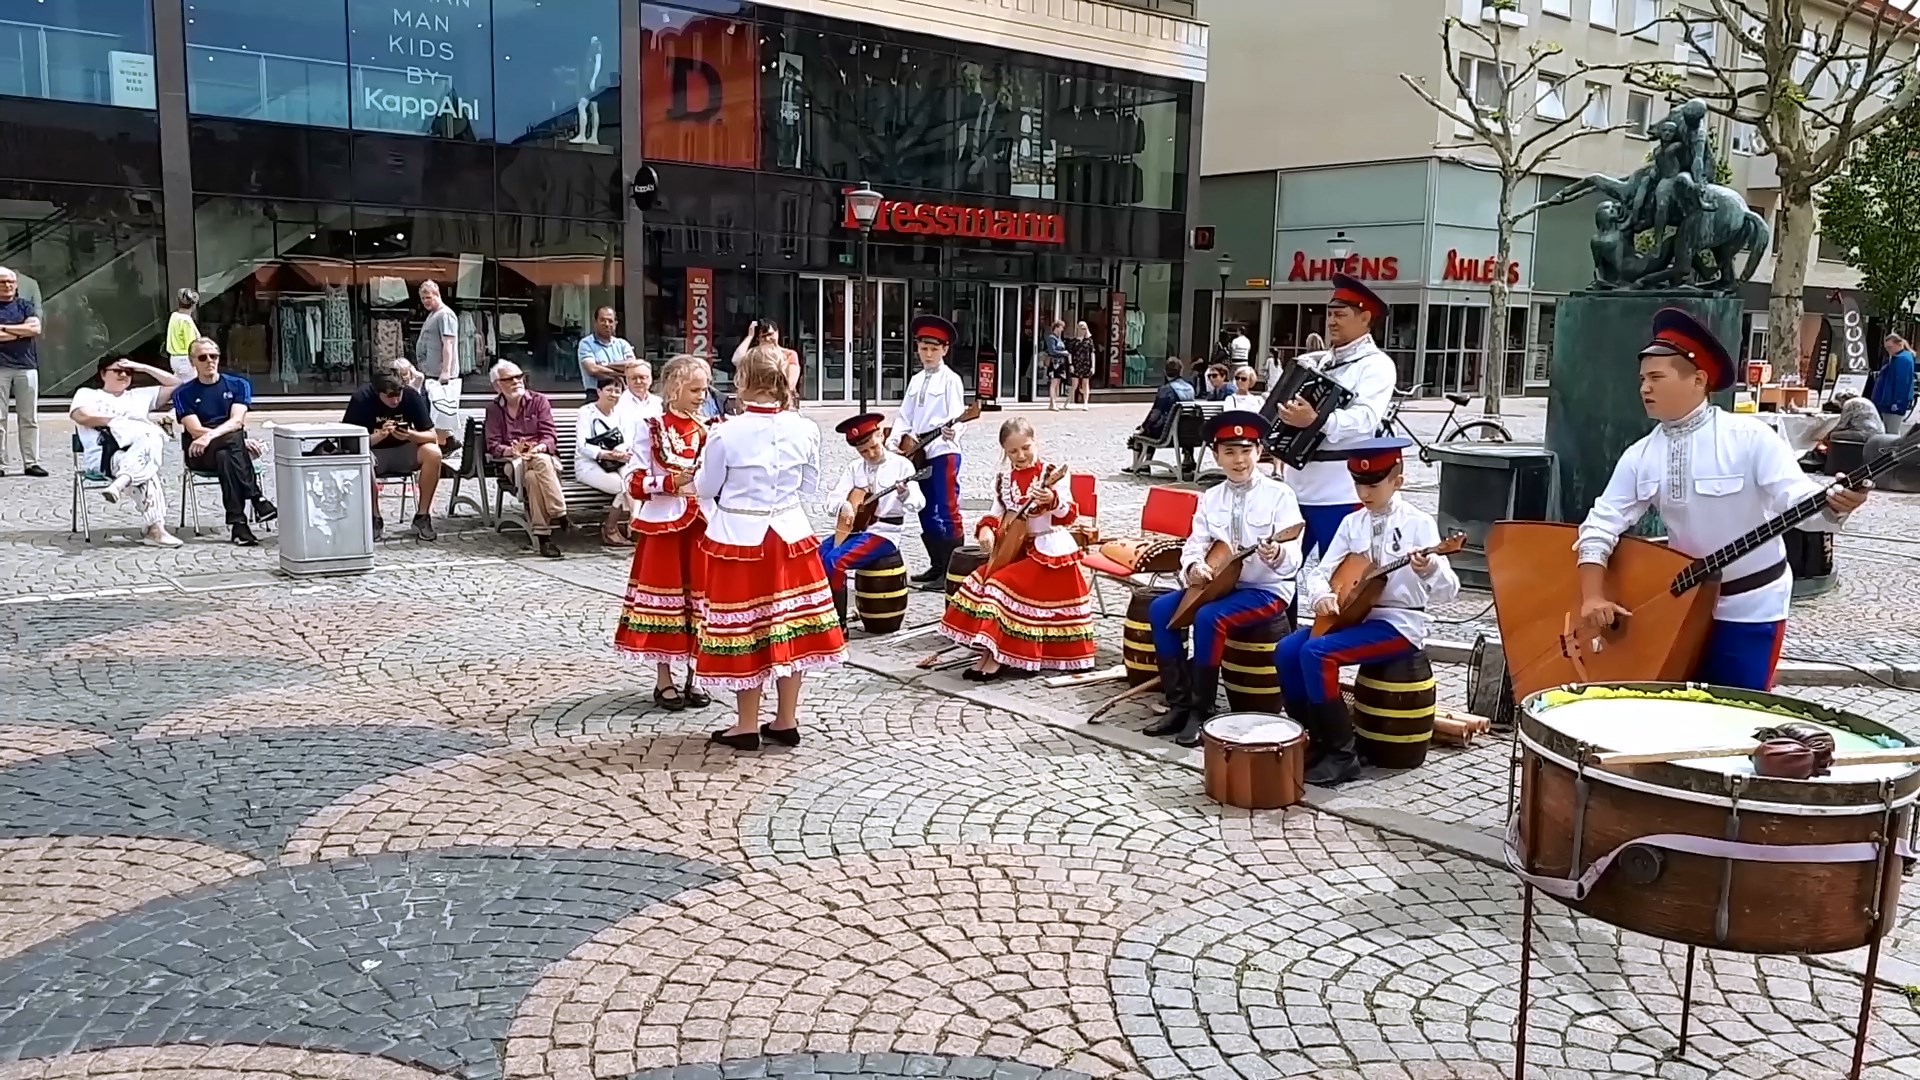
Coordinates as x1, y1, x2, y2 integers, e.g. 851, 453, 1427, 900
1082, 485, 1199, 614
1069, 471, 1098, 530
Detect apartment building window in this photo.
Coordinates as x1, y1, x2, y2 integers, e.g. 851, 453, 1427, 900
1632, 0, 1660, 41
1543, 0, 1572, 17
1459, 57, 1513, 112
1591, 0, 1617, 29
1535, 74, 1569, 121
1582, 82, 1611, 127
1677, 15, 1716, 65
1729, 120, 1757, 154
1739, 11, 1762, 61
1627, 91, 1654, 136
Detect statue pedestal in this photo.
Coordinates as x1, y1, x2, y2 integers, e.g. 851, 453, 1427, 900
1545, 291, 1740, 527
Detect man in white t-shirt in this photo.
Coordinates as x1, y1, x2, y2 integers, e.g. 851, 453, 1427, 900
70, 357, 186, 546
1229, 326, 1251, 363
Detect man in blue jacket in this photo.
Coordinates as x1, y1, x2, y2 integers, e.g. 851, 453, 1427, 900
1872, 334, 1915, 434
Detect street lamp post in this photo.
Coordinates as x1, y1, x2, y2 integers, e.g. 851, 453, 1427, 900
1214, 252, 1234, 352
845, 182, 884, 415
1327, 230, 1353, 263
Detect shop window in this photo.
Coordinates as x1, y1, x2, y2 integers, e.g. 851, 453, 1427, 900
644, 225, 756, 367
496, 215, 622, 392
1530, 301, 1556, 384
496, 0, 618, 151
644, 4, 758, 170
347, 0, 494, 141
1383, 303, 1420, 388
854, 40, 961, 191
757, 25, 864, 180
1422, 304, 1486, 395
0, 0, 153, 108
188, 117, 353, 201
0, 98, 161, 188
3, 180, 165, 394
186, 0, 349, 127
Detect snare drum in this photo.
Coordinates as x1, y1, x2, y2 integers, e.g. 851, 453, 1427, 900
1201, 713, 1307, 811
1513, 682, 1920, 955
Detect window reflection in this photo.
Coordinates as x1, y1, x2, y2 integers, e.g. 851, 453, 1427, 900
185, 0, 349, 126
643, 4, 759, 168
494, 0, 618, 151
758, 25, 864, 180
0, 0, 154, 108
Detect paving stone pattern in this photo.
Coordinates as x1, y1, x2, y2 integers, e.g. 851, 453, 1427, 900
2, 405, 1920, 1078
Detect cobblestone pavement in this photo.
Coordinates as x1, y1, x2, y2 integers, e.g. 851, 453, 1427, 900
4, 404, 1920, 1078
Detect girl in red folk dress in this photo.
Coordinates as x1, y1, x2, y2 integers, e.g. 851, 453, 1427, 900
613, 354, 713, 712
695, 348, 846, 750
939, 417, 1097, 680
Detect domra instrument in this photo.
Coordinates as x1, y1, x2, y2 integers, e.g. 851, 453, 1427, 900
896, 402, 982, 469
1167, 521, 1306, 630
834, 467, 931, 546
983, 464, 1068, 575
1313, 530, 1465, 637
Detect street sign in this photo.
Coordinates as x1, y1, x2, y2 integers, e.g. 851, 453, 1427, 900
1191, 226, 1216, 251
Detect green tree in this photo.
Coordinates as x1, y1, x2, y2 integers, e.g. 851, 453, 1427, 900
1818, 101, 1920, 323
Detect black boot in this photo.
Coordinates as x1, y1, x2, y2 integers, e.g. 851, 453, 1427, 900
1142, 656, 1190, 737
1174, 665, 1219, 748
832, 588, 850, 630
1304, 700, 1363, 786
910, 534, 942, 584
917, 536, 954, 592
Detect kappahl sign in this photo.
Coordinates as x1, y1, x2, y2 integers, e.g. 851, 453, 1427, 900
353, 0, 487, 132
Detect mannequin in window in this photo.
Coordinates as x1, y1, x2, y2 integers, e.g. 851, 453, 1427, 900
570, 35, 603, 145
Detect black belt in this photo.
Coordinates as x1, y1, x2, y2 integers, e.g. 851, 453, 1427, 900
1306, 450, 1347, 463
1721, 560, 1787, 597
876, 515, 904, 526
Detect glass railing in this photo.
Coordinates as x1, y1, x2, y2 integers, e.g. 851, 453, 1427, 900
187, 45, 351, 128
0, 19, 148, 107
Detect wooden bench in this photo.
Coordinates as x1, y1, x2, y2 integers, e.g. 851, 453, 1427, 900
444, 409, 616, 536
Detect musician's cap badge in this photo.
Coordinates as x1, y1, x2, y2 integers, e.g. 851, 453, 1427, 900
836, 412, 887, 446
1203, 409, 1270, 446
1343, 436, 1412, 482
911, 315, 957, 346
1329, 272, 1387, 322
1641, 307, 1734, 392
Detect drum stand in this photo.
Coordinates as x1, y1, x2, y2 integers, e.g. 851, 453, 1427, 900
1512, 884, 1886, 1080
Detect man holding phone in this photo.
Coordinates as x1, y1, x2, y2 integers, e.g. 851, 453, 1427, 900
344, 367, 443, 540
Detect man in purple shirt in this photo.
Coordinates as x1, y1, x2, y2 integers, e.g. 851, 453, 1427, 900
484, 360, 568, 558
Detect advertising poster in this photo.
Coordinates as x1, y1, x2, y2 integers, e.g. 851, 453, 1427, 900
686, 268, 714, 357
1106, 290, 1126, 384
642, 9, 760, 169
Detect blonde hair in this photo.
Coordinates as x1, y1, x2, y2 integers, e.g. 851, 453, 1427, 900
997, 416, 1035, 447
660, 354, 706, 405
740, 345, 797, 411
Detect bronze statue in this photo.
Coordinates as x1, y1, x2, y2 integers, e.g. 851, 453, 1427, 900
1542, 97, 1769, 294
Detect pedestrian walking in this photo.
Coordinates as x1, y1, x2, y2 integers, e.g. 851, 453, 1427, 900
1065, 320, 1095, 410
164, 289, 201, 379
1043, 320, 1070, 410
0, 266, 45, 477
1873, 334, 1915, 434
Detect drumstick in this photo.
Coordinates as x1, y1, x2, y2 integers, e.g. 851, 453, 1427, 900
1595, 745, 1920, 768
1088, 677, 1160, 724
1045, 665, 1126, 689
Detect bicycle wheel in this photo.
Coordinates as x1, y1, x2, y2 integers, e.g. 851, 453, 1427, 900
1444, 419, 1513, 444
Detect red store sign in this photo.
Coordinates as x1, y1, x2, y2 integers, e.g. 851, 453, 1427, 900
1442, 249, 1522, 285
1288, 252, 1401, 283
841, 193, 1067, 246
685, 268, 714, 357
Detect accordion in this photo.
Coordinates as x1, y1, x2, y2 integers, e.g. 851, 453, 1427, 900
1260, 363, 1355, 469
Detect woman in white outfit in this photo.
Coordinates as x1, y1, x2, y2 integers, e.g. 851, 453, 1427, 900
575, 373, 641, 544
69, 357, 186, 545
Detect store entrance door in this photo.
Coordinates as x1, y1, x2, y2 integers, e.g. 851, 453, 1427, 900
991, 284, 1026, 402
1032, 285, 1078, 394
798, 274, 910, 404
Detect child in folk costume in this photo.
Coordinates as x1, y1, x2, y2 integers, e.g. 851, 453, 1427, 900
695, 348, 847, 749
1277, 437, 1460, 787
1144, 411, 1304, 747
613, 354, 714, 711
888, 315, 969, 589
938, 417, 1098, 679
821, 412, 925, 627
1575, 308, 1869, 690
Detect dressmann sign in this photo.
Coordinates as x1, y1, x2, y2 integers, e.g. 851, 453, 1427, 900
352, 0, 489, 135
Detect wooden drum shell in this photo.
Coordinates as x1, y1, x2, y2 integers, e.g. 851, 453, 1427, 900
1352, 655, 1437, 769
1515, 685, 1920, 956
1123, 587, 1172, 687
1203, 719, 1307, 811
945, 545, 987, 597
1222, 618, 1287, 714
854, 555, 908, 635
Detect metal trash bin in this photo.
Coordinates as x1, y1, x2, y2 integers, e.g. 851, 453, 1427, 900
272, 422, 374, 577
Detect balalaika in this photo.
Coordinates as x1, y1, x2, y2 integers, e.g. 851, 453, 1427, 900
1259, 362, 1355, 469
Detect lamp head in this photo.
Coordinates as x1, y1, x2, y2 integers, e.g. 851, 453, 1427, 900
846, 182, 883, 229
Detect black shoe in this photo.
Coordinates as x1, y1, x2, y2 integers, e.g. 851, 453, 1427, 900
1306, 750, 1362, 786
961, 666, 1002, 682
685, 685, 712, 709
1303, 701, 1363, 787
653, 685, 688, 712
372, 516, 385, 541
1142, 655, 1191, 736
230, 522, 260, 546
538, 536, 563, 559
1174, 713, 1208, 748
760, 724, 801, 747
252, 499, 278, 525
1174, 665, 1220, 748
23, 464, 47, 478
413, 514, 436, 541
710, 728, 760, 751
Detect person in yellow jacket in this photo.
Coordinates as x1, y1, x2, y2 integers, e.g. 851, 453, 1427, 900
164, 289, 200, 378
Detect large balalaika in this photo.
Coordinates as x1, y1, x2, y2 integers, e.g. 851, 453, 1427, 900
1259, 361, 1355, 469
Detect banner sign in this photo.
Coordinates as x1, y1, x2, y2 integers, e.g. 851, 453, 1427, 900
685, 268, 714, 357
1107, 290, 1126, 384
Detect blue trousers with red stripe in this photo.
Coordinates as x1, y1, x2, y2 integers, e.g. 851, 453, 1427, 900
821, 531, 899, 592
918, 453, 964, 542
1149, 586, 1290, 669
1275, 620, 1418, 706
1300, 502, 1360, 563
1694, 618, 1788, 691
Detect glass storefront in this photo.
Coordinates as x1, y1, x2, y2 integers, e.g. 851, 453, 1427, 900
3, 0, 1196, 399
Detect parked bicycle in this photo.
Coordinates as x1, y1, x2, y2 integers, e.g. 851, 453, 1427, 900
1380, 386, 1514, 463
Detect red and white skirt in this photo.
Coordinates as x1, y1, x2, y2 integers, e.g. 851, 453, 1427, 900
613, 519, 706, 663
938, 545, 1097, 672
695, 532, 847, 691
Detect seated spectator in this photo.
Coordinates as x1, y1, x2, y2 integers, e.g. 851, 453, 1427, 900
1834, 394, 1887, 439
172, 337, 274, 546
484, 360, 568, 559
1203, 363, 1234, 401
1124, 359, 1196, 474
576, 373, 640, 545
1225, 364, 1264, 412
343, 368, 443, 541
617, 360, 661, 424
70, 357, 185, 546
